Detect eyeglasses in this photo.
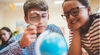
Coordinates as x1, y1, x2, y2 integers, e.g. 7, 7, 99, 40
61, 6, 86, 19
28, 11, 48, 25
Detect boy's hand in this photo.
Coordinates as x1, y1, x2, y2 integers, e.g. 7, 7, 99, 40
19, 25, 37, 48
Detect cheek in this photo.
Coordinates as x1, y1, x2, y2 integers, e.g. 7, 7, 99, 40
1, 35, 9, 41
42, 19, 48, 27
66, 19, 72, 26
37, 19, 48, 33
78, 10, 89, 26
66, 19, 72, 29
79, 15, 89, 26
5, 34, 10, 39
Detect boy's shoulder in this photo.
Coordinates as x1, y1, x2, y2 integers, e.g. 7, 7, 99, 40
46, 24, 63, 36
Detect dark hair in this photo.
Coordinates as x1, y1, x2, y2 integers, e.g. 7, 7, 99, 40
63, 0, 89, 7
1, 27, 12, 38
80, 13, 100, 36
24, 0, 48, 18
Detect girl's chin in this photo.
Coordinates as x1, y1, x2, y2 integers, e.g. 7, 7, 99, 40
69, 27, 80, 31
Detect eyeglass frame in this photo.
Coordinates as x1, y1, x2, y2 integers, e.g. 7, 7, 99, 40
61, 6, 86, 19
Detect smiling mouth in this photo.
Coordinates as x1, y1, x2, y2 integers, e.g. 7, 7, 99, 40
71, 19, 80, 24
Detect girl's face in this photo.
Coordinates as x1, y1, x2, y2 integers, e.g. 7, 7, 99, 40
0, 30, 11, 41
63, 1, 91, 31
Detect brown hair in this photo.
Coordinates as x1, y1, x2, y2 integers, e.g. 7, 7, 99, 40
1, 27, 12, 38
63, 0, 89, 7
23, 0, 48, 18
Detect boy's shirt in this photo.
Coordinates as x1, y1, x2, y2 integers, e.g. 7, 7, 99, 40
0, 24, 64, 55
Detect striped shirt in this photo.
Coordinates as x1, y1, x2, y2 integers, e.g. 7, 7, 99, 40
81, 18, 100, 55
69, 18, 100, 55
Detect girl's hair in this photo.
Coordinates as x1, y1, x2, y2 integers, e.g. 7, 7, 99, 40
63, 0, 89, 7
1, 27, 12, 38
80, 13, 100, 36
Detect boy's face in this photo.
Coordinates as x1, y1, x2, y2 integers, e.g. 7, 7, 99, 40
25, 8, 49, 33
62, 1, 90, 31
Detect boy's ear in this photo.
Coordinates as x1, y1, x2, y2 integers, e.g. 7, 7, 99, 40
24, 16, 29, 24
87, 6, 91, 15
48, 14, 49, 20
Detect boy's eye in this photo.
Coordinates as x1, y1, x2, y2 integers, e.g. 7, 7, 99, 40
31, 15, 39, 18
42, 15, 46, 18
42, 14, 47, 18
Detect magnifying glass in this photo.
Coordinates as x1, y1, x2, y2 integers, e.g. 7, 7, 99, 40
28, 11, 48, 37
28, 11, 48, 25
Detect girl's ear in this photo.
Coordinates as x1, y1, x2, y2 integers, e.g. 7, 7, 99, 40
87, 6, 91, 15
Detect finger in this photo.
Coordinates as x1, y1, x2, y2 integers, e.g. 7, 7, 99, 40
29, 38, 36, 42
24, 29, 37, 36
26, 33, 37, 39
26, 30, 37, 34
29, 25, 37, 29
30, 35, 37, 39
28, 35, 36, 42
24, 26, 37, 34
25, 25, 37, 31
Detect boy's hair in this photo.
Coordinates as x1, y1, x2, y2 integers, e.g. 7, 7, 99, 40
63, 0, 89, 7
24, 0, 48, 18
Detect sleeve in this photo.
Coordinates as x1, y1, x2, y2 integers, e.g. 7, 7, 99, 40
0, 41, 23, 55
68, 30, 73, 47
89, 18, 100, 36
9, 33, 23, 43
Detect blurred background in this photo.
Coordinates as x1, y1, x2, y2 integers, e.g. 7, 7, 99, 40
0, 0, 100, 47
0, 0, 99, 32
0, 0, 99, 54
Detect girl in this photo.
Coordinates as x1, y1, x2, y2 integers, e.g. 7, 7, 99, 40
62, 0, 100, 55
0, 27, 12, 50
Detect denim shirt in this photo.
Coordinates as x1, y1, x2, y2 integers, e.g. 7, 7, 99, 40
0, 24, 64, 55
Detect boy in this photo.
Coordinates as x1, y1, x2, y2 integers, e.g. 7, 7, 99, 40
0, 0, 63, 55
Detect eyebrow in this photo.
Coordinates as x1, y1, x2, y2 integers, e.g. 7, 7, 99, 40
64, 7, 79, 13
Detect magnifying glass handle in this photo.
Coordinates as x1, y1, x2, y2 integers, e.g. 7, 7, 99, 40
30, 24, 38, 38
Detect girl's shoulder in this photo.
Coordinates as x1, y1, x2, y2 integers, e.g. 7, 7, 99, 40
91, 17, 100, 26
90, 13, 100, 26
90, 13, 100, 19
89, 17, 100, 34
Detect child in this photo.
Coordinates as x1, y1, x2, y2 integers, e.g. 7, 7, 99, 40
62, 0, 100, 55
0, 27, 12, 50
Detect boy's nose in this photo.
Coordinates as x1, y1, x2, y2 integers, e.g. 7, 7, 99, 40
39, 18, 43, 23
